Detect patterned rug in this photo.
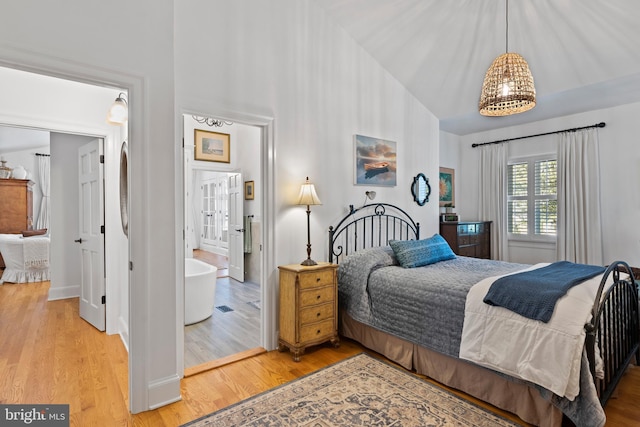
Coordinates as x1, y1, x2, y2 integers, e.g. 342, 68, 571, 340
181, 353, 520, 426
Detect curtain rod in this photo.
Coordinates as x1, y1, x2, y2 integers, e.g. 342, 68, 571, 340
35, 153, 50, 157
471, 122, 606, 148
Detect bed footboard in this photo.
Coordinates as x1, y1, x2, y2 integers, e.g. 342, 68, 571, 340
585, 261, 639, 405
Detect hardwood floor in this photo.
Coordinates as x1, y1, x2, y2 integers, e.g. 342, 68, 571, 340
2, 280, 639, 426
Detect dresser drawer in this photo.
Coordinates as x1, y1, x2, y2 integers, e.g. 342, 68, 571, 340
299, 286, 334, 307
299, 302, 334, 325
298, 269, 334, 289
299, 319, 335, 342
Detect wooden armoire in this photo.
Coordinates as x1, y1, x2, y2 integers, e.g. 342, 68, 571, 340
0, 178, 34, 268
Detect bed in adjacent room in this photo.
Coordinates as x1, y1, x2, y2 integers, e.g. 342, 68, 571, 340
0, 233, 50, 284
328, 203, 639, 427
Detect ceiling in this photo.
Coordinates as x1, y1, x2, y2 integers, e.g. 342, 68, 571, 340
314, 0, 640, 135
0, 126, 49, 155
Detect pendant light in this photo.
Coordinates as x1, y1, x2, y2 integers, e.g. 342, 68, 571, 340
479, 0, 536, 116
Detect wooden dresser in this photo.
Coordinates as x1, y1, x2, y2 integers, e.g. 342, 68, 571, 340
440, 221, 491, 259
0, 179, 34, 268
278, 262, 340, 361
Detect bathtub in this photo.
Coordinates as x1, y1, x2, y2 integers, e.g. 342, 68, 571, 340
184, 258, 218, 325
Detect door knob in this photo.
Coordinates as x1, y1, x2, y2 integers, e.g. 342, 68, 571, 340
235, 228, 245, 232
74, 238, 83, 243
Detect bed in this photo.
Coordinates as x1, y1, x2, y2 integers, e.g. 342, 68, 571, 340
0, 233, 50, 284
328, 203, 639, 427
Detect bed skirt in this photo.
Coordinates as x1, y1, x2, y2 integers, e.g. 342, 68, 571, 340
340, 309, 563, 427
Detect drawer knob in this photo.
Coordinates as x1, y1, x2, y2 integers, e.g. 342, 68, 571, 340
316, 277, 321, 282
316, 295, 321, 300
316, 330, 321, 334
316, 312, 321, 317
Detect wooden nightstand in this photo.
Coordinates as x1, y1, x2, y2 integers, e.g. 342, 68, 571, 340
278, 262, 340, 362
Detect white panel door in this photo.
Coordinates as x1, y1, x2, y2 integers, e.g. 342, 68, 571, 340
78, 138, 105, 331
228, 173, 244, 282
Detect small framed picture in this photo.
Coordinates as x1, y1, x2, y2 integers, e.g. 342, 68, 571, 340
244, 180, 255, 200
439, 167, 455, 207
194, 129, 230, 163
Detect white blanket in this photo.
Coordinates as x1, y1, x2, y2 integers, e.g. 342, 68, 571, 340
23, 237, 50, 268
459, 263, 612, 400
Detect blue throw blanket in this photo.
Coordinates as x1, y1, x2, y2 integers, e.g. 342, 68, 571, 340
483, 261, 605, 323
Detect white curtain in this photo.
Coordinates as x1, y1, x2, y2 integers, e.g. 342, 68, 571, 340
556, 128, 603, 265
479, 143, 508, 260
36, 154, 50, 230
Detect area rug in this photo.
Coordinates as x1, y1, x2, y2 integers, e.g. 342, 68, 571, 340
181, 353, 519, 426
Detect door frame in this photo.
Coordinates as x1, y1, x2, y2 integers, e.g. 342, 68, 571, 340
178, 109, 276, 376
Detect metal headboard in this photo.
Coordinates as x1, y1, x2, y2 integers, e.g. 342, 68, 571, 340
328, 203, 420, 264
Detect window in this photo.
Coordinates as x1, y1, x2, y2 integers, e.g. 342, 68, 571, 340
507, 157, 557, 239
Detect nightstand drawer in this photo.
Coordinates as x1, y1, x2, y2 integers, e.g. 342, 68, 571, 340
298, 269, 334, 289
299, 286, 334, 307
299, 319, 335, 342
299, 302, 334, 325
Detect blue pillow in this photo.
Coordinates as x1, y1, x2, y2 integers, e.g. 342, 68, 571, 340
389, 234, 456, 268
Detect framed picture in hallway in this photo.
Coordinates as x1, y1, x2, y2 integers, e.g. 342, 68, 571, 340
245, 181, 255, 200
194, 129, 230, 163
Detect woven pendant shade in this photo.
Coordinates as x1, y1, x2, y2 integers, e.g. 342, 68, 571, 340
479, 52, 536, 116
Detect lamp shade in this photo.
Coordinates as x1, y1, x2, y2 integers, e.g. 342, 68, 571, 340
479, 52, 536, 116
296, 177, 322, 206
106, 94, 128, 125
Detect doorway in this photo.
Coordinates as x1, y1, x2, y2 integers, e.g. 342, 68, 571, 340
182, 114, 264, 370
0, 64, 130, 373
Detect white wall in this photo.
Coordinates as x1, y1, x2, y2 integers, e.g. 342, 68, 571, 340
0, 0, 177, 412
439, 131, 460, 213
237, 124, 262, 282
175, 0, 440, 268
454, 102, 640, 267
48, 133, 91, 297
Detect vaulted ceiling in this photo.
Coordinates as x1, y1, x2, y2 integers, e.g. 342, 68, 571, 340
314, 0, 640, 135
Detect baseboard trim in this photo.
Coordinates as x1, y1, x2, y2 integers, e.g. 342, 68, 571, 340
148, 374, 181, 410
118, 316, 130, 352
47, 285, 80, 301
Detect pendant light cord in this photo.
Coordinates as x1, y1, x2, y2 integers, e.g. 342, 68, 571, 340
505, 0, 509, 53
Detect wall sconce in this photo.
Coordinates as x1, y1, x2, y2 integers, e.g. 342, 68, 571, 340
296, 177, 322, 266
358, 190, 376, 208
106, 92, 128, 125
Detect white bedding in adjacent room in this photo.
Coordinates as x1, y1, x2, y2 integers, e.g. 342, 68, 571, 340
0, 233, 50, 284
